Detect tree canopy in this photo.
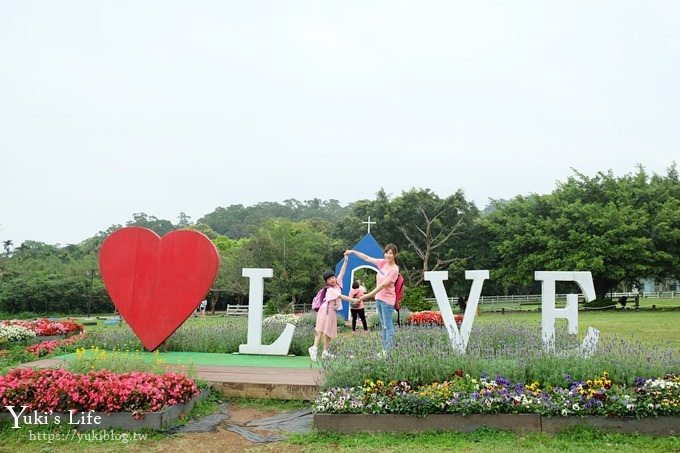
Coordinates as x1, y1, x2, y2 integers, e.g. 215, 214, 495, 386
479, 164, 680, 300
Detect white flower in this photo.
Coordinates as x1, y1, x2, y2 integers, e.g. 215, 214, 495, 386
0, 325, 36, 342
262, 314, 300, 325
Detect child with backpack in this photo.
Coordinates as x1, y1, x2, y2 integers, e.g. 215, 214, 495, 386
345, 244, 400, 353
308, 254, 358, 361
348, 280, 369, 335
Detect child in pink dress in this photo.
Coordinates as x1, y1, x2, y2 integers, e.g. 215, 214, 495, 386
308, 255, 358, 361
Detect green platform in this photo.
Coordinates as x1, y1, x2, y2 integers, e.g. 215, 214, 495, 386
56, 350, 320, 368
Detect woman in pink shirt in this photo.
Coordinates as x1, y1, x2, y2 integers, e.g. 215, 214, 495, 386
345, 244, 400, 352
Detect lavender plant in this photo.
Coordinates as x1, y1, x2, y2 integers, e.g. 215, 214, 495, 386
321, 320, 680, 389
79, 317, 316, 355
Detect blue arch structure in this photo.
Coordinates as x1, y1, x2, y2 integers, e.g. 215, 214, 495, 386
334, 233, 384, 320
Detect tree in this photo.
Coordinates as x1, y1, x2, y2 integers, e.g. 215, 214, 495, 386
187, 223, 219, 240
199, 199, 351, 239
2, 240, 12, 257
126, 213, 174, 236
209, 237, 257, 310
0, 240, 112, 315
480, 166, 677, 300
247, 218, 336, 313
390, 188, 478, 286
176, 212, 192, 228
333, 188, 480, 291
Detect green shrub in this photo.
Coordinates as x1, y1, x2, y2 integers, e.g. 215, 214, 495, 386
401, 285, 432, 312
583, 298, 617, 309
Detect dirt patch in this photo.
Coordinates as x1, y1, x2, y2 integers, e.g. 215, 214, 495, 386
131, 403, 306, 453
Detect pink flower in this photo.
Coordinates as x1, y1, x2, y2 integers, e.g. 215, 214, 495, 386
0, 368, 199, 414
2, 319, 84, 337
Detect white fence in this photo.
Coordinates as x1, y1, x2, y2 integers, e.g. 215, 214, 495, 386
470, 292, 677, 303
639, 291, 679, 299
428, 291, 679, 306
293, 300, 377, 313
292, 291, 678, 313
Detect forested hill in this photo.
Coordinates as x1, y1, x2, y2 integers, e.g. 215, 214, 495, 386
198, 199, 352, 239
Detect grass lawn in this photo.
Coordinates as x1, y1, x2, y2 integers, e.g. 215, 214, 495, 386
478, 297, 680, 312
579, 310, 680, 351
286, 427, 680, 452
474, 309, 680, 353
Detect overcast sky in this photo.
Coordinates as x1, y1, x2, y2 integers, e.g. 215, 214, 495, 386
1, 1, 678, 247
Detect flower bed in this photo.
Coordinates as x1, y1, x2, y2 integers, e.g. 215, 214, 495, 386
313, 372, 680, 435
25, 333, 85, 357
0, 367, 200, 417
0, 388, 207, 431
0, 324, 36, 344
1, 319, 84, 337
314, 372, 680, 418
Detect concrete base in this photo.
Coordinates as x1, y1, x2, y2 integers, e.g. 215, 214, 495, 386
26, 335, 67, 344
192, 364, 323, 401
214, 381, 319, 401
314, 413, 680, 436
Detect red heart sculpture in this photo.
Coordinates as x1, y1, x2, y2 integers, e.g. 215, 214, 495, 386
99, 227, 219, 351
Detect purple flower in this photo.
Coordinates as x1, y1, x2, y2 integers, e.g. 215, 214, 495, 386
495, 375, 511, 386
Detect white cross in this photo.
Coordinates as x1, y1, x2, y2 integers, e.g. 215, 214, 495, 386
362, 216, 376, 234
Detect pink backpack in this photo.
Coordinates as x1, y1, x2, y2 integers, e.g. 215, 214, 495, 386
312, 287, 329, 312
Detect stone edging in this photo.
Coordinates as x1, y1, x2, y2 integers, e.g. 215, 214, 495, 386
314, 413, 680, 436
30, 335, 68, 342
0, 389, 208, 431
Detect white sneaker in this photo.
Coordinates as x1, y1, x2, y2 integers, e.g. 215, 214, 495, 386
322, 350, 335, 360
308, 346, 318, 362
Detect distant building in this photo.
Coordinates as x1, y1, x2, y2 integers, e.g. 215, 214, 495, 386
640, 277, 679, 294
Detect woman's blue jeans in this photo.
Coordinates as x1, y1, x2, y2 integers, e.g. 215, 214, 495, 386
376, 299, 395, 351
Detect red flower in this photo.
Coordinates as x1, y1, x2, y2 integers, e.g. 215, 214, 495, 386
407, 311, 463, 327
25, 333, 85, 357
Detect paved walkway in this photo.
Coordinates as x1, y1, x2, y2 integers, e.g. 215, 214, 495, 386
167, 402, 313, 442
